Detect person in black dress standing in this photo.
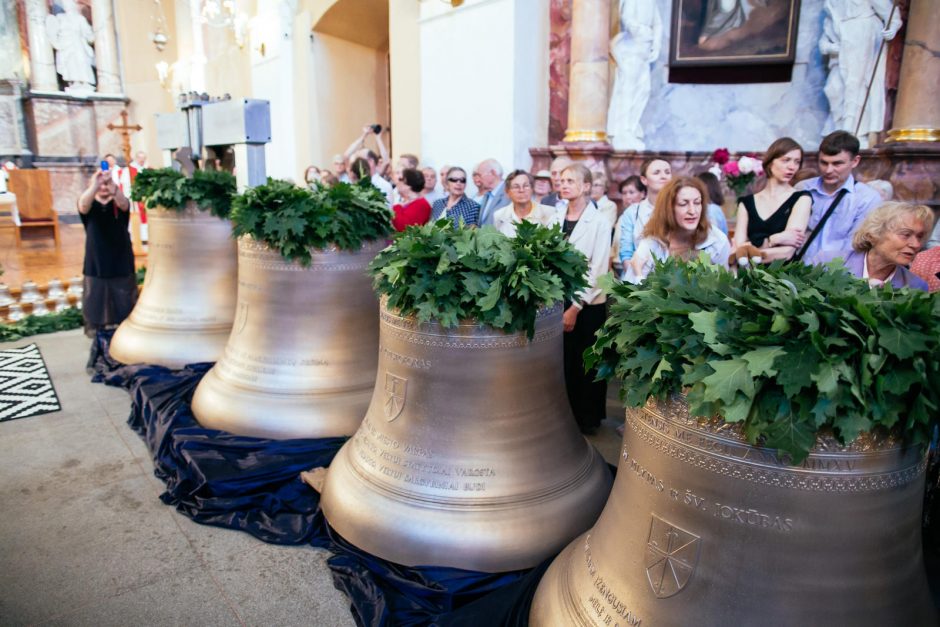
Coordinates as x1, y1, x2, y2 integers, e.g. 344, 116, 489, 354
77, 167, 137, 337
732, 137, 812, 262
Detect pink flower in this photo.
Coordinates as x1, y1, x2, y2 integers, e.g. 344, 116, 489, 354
712, 148, 731, 165
722, 161, 740, 177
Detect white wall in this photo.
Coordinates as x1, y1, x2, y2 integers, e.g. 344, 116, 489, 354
251, 0, 299, 181
419, 0, 549, 193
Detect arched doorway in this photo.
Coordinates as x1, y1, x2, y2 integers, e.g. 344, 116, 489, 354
296, 0, 390, 174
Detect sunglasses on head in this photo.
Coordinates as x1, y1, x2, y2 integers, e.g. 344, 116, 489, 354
448, 177, 467, 183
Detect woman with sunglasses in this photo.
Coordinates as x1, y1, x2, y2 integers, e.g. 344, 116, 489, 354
492, 170, 556, 237
430, 166, 480, 227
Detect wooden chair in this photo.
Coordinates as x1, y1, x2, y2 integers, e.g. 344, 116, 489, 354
8, 169, 60, 247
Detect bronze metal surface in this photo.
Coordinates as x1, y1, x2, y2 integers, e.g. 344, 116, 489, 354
110, 203, 237, 368
530, 397, 936, 626
190, 236, 383, 439
320, 302, 613, 572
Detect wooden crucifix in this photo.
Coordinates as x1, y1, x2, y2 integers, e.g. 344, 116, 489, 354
107, 109, 143, 165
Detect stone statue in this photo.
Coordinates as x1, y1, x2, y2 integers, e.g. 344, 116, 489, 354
606, 0, 662, 151
821, 0, 902, 147
45, 0, 96, 94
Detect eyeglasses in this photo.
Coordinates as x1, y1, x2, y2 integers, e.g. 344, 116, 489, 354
448, 177, 467, 183
509, 184, 531, 191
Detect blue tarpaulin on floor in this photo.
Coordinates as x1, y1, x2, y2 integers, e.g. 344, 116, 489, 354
89, 330, 536, 626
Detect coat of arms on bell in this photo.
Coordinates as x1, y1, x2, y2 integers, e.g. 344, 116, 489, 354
645, 514, 700, 598
383, 372, 407, 422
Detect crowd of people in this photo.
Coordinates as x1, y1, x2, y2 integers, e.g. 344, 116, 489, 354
301, 127, 938, 434
81, 127, 935, 435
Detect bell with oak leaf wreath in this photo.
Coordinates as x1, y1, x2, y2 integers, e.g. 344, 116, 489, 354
320, 301, 613, 572
529, 396, 935, 626
110, 203, 237, 368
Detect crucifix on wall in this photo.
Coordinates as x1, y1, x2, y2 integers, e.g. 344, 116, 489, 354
107, 109, 143, 165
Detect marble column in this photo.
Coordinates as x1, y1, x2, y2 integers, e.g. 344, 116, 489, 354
562, 0, 610, 143
92, 0, 122, 94
887, 0, 940, 143
24, 0, 59, 92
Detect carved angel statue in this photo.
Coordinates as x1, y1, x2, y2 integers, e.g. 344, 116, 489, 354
45, 0, 96, 93
821, 0, 902, 146
607, 0, 662, 151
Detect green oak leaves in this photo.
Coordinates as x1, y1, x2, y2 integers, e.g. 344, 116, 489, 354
586, 255, 940, 463
369, 220, 589, 339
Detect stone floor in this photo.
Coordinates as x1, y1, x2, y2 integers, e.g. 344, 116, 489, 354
0, 329, 625, 626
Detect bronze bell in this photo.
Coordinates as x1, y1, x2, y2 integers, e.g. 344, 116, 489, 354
0, 284, 13, 307
529, 397, 936, 626
320, 302, 613, 572
19, 281, 41, 303
190, 236, 383, 439
110, 203, 237, 368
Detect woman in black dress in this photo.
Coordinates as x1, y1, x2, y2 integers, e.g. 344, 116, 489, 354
77, 168, 137, 336
733, 137, 812, 262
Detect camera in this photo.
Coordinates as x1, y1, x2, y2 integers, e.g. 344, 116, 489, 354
370, 124, 382, 135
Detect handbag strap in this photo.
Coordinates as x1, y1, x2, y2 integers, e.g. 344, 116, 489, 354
793, 188, 849, 262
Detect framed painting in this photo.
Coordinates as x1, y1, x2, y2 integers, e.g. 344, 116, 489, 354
669, 0, 801, 67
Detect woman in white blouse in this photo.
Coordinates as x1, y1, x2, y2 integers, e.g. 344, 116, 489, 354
554, 163, 612, 435
626, 176, 731, 284
492, 170, 556, 237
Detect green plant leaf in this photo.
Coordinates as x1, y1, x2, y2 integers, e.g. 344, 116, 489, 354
701, 358, 755, 405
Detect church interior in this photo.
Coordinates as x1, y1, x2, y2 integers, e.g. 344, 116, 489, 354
2, 0, 940, 625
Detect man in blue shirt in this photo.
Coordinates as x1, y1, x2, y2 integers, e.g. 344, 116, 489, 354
798, 131, 881, 260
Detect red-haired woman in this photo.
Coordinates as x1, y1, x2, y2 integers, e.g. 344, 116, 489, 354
626, 177, 731, 283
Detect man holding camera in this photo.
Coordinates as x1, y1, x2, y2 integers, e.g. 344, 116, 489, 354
77, 166, 137, 337
344, 124, 393, 204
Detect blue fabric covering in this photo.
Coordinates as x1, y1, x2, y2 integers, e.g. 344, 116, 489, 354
88, 330, 541, 625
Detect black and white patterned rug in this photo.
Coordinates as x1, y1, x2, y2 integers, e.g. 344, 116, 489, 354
0, 344, 61, 422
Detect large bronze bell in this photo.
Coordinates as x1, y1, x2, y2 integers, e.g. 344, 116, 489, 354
530, 396, 936, 626
110, 203, 237, 368
320, 302, 613, 572
190, 236, 383, 439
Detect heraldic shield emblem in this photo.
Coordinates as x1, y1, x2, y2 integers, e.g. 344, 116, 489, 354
645, 514, 700, 598
383, 372, 407, 422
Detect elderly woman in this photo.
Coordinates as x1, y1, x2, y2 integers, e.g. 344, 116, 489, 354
492, 169, 556, 236
811, 201, 933, 290
626, 177, 731, 284
555, 163, 611, 435
430, 166, 479, 227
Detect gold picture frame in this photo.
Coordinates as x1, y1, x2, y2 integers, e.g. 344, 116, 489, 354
669, 0, 802, 67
